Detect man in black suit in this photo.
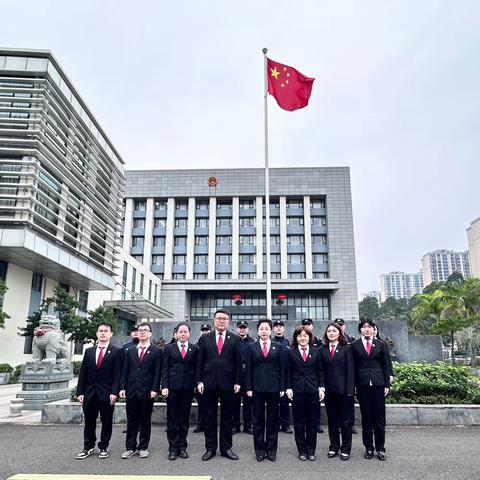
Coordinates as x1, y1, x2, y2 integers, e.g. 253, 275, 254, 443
76, 322, 122, 460
196, 308, 242, 461
351, 318, 391, 461
119, 322, 162, 459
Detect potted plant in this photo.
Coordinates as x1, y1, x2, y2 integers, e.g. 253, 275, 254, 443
0, 364, 13, 384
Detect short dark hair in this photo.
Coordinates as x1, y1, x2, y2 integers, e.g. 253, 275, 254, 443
137, 322, 152, 332
322, 322, 347, 346
176, 322, 190, 332
358, 318, 374, 332
97, 322, 113, 332
257, 318, 273, 330
292, 325, 313, 346
213, 308, 230, 318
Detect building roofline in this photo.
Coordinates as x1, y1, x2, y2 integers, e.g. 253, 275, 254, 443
126, 166, 350, 173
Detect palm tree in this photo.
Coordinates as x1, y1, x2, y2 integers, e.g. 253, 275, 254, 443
410, 290, 444, 335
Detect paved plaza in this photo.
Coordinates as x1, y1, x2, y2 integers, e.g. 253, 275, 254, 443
0, 423, 479, 480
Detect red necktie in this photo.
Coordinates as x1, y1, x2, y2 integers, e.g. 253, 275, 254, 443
139, 346, 146, 362
96, 347, 105, 368
217, 333, 223, 354
302, 347, 307, 362
262, 342, 268, 358
330, 344, 335, 359
366, 339, 372, 356
181, 344, 186, 359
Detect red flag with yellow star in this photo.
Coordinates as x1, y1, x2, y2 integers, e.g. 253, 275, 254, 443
267, 58, 314, 111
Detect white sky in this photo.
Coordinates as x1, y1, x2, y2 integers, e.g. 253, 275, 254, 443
2, 0, 479, 294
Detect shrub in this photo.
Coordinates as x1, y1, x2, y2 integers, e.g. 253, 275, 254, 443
388, 361, 480, 404
0, 363, 13, 373
72, 361, 82, 377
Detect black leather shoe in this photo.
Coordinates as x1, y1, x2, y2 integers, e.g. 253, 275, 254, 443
221, 449, 239, 460
267, 453, 276, 462
283, 426, 293, 434
202, 450, 216, 461
340, 453, 350, 461
168, 453, 177, 461
307, 454, 315, 461
364, 450, 374, 460
299, 454, 307, 461
256, 454, 265, 462
352, 427, 358, 434
193, 426, 204, 433
377, 451, 386, 461
327, 450, 338, 458
178, 451, 189, 459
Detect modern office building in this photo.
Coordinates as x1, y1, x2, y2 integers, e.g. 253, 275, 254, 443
379, 271, 423, 302
0, 48, 168, 366
467, 218, 480, 279
360, 290, 382, 303
421, 249, 470, 287
123, 167, 359, 336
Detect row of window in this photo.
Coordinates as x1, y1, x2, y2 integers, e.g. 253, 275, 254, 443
163, 272, 328, 281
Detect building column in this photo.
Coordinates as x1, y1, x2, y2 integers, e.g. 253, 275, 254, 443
279, 196, 288, 279
256, 196, 263, 279
186, 197, 195, 279
208, 197, 217, 280
232, 197, 239, 279
122, 198, 134, 253
163, 198, 175, 280
143, 198, 154, 269
303, 195, 313, 279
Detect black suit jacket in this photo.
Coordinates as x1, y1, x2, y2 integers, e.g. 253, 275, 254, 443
196, 330, 242, 390
76, 344, 122, 402
286, 346, 325, 394
351, 338, 391, 388
161, 342, 198, 390
120, 344, 162, 399
245, 340, 286, 393
319, 343, 354, 396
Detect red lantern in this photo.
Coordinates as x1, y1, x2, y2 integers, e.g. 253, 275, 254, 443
233, 293, 243, 306
276, 293, 287, 305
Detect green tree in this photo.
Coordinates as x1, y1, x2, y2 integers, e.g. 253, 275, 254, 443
359, 296, 381, 320
0, 280, 9, 329
71, 306, 118, 345
410, 290, 445, 335
17, 298, 53, 337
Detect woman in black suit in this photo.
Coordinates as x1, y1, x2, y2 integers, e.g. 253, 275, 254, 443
246, 318, 286, 463
161, 322, 198, 461
319, 322, 354, 461
286, 325, 325, 461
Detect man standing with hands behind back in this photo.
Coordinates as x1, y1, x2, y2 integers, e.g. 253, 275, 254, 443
196, 309, 242, 461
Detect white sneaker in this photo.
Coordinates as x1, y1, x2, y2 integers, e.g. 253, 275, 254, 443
138, 449, 150, 458
76, 448, 95, 460
98, 449, 109, 459
121, 449, 138, 459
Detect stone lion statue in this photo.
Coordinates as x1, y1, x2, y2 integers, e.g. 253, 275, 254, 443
32, 313, 70, 364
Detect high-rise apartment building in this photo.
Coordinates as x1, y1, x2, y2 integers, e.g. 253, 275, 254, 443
379, 271, 423, 302
360, 290, 382, 303
467, 218, 480, 278
421, 249, 470, 287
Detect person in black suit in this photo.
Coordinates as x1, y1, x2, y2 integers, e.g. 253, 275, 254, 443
193, 323, 211, 433
162, 322, 198, 461
232, 320, 255, 434
76, 322, 122, 460
246, 318, 286, 462
286, 325, 325, 462
196, 308, 242, 461
351, 318, 391, 461
119, 322, 162, 459
319, 322, 355, 461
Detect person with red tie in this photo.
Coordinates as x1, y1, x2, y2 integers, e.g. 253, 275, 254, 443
161, 322, 198, 461
75, 322, 122, 460
319, 322, 355, 461
351, 318, 391, 461
246, 318, 286, 462
196, 308, 242, 461
286, 325, 325, 462
119, 322, 162, 459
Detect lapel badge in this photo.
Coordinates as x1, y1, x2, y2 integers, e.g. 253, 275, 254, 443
107, 351, 110, 354
272, 346, 275, 350
147, 351, 150, 354
227, 336, 231, 339
189, 348, 191, 352
309, 354, 312, 358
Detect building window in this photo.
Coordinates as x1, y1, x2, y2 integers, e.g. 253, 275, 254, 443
263, 217, 280, 227
173, 255, 186, 265
172, 273, 185, 280
132, 255, 144, 264
313, 253, 328, 264
154, 284, 158, 303
148, 280, 152, 300
175, 218, 187, 228
154, 199, 167, 210
122, 262, 128, 286
239, 235, 255, 246
194, 254, 208, 265
286, 217, 304, 227
217, 200, 232, 210
288, 272, 306, 279
215, 273, 232, 279
239, 273, 256, 279
131, 236, 144, 247
268, 198, 280, 209
215, 254, 232, 265
195, 218, 209, 228
134, 200, 146, 211
175, 200, 188, 210
152, 255, 165, 265
195, 236, 208, 245
31, 272, 42, 292
78, 291, 88, 312
287, 254, 305, 264
287, 235, 304, 245
196, 200, 209, 210
174, 236, 187, 246
194, 273, 208, 279
239, 217, 255, 227
153, 236, 165, 247
263, 235, 280, 246
132, 268, 137, 292
286, 199, 303, 209
216, 236, 232, 246
133, 218, 145, 229
154, 218, 166, 228
216, 218, 232, 227
239, 254, 255, 264
311, 216, 327, 226
312, 235, 327, 245
313, 272, 328, 279
140, 274, 144, 296
239, 199, 255, 210
311, 198, 326, 209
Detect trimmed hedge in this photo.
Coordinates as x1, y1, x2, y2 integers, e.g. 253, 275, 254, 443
387, 361, 480, 404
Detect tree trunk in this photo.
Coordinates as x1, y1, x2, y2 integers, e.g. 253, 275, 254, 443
451, 331, 455, 365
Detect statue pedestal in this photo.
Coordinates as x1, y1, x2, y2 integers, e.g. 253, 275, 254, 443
17, 362, 74, 410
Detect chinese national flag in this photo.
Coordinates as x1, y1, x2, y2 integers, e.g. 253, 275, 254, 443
267, 58, 314, 111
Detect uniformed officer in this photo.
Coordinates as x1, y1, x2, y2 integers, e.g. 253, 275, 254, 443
232, 320, 255, 434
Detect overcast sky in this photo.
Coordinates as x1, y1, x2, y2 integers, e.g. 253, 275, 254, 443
2, 0, 479, 294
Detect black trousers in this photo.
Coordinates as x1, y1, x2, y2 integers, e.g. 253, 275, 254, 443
356, 386, 386, 452
203, 389, 235, 453
279, 394, 291, 428
196, 391, 206, 428
252, 391, 280, 456
125, 397, 154, 451
315, 400, 322, 429
324, 393, 354, 454
166, 389, 194, 454
232, 389, 253, 430
292, 392, 318, 456
82, 397, 114, 450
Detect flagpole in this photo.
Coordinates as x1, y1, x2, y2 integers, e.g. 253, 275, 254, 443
262, 47, 272, 319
